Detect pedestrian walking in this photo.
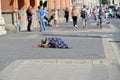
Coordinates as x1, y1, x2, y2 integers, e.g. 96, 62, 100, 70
15, 12, 21, 32
64, 7, 69, 23
47, 13, 54, 26
71, 6, 79, 29
43, 7, 49, 26
80, 5, 88, 28
93, 7, 98, 21
26, 6, 33, 32
53, 9, 59, 27
108, 7, 113, 19
37, 6, 46, 32
97, 7, 103, 28
86, 8, 91, 21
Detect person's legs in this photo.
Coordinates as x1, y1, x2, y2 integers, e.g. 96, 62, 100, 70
111, 14, 113, 19
48, 16, 53, 26
72, 16, 78, 28
39, 20, 43, 31
66, 16, 69, 23
74, 16, 77, 26
82, 18, 85, 28
72, 16, 75, 26
66, 17, 67, 23
85, 18, 87, 27
93, 14, 96, 21
27, 19, 32, 31
109, 14, 112, 19
48, 15, 54, 24
85, 22, 87, 27
44, 16, 49, 21
42, 19, 46, 31
54, 20, 58, 27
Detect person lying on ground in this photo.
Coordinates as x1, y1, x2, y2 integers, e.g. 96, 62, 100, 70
33, 37, 70, 49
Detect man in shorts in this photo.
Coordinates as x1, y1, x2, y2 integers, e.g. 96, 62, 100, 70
81, 5, 88, 28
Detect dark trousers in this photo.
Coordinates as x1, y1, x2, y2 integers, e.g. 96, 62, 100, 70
44, 16, 49, 21
109, 14, 113, 19
27, 19, 32, 31
65, 16, 69, 22
72, 16, 77, 26
48, 15, 54, 23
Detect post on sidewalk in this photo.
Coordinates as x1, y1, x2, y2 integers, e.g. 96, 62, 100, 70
0, 0, 7, 35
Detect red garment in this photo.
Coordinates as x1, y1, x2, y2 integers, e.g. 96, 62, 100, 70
18, 14, 21, 20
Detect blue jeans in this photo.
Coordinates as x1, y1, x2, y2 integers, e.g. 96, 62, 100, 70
93, 15, 97, 21
39, 18, 46, 31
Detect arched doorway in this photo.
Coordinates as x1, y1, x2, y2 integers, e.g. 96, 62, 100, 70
18, 0, 25, 10
30, 0, 35, 8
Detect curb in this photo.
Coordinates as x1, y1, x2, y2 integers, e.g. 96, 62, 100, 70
109, 38, 120, 67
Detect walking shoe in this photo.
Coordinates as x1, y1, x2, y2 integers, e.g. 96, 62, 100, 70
27, 30, 31, 32
75, 25, 78, 28
55, 25, 59, 27
39, 30, 42, 32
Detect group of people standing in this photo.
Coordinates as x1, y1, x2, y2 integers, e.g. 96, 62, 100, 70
26, 6, 58, 32
26, 5, 97, 32
21, 4, 117, 32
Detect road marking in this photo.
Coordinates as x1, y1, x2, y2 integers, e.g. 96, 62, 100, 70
109, 38, 120, 66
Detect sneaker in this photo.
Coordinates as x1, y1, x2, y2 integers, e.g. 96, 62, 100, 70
75, 25, 78, 28
55, 25, 59, 27
39, 30, 42, 32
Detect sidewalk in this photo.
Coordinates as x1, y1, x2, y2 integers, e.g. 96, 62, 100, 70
0, 19, 120, 80
38, 19, 117, 33
18, 19, 117, 34
0, 35, 119, 80
0, 60, 108, 80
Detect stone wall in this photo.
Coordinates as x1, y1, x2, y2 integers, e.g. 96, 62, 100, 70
2, 10, 39, 32
2, 9, 66, 32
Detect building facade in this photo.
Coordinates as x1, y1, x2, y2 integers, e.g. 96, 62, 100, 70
1, 0, 70, 32
1, 0, 120, 32
48, 0, 70, 10
1, 0, 40, 32
0, 0, 6, 35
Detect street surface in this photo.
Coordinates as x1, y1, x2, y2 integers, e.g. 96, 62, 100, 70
0, 18, 120, 80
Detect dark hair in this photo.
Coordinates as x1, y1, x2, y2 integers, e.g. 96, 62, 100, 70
83, 5, 86, 8
38, 6, 40, 9
41, 38, 47, 44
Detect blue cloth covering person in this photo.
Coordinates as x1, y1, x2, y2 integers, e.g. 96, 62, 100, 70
33, 37, 70, 49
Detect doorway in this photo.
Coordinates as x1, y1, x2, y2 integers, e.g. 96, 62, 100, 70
18, 0, 25, 10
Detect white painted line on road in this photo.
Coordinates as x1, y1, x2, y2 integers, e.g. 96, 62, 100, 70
109, 38, 120, 66
102, 38, 116, 65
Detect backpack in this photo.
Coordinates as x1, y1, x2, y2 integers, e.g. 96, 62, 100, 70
81, 10, 86, 18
